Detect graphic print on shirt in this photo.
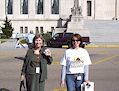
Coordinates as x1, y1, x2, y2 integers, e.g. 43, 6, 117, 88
69, 56, 84, 73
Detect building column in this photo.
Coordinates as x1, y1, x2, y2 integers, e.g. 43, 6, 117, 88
29, 0, 35, 18
114, 0, 118, 20
92, 0, 95, 19
44, 0, 51, 19
82, 0, 87, 18
13, 0, 20, 18
0, 0, 6, 19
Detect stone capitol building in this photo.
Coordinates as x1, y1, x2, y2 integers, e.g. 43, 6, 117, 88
0, 0, 119, 35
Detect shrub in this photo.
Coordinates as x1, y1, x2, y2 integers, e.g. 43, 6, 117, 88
42, 32, 52, 43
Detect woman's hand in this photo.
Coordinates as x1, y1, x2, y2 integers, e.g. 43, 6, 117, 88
85, 80, 91, 86
20, 75, 25, 81
60, 81, 65, 88
44, 49, 51, 56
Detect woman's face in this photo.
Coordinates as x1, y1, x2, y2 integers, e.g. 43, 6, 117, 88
72, 36, 81, 48
34, 37, 43, 48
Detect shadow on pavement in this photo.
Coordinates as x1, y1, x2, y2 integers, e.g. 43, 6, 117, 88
14, 57, 24, 61
0, 88, 11, 91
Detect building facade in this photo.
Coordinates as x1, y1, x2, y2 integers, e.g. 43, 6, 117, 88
0, 0, 119, 34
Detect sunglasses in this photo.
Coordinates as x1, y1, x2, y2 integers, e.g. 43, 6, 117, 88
71, 39, 80, 42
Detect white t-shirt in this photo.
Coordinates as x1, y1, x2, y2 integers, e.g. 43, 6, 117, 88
60, 48, 92, 74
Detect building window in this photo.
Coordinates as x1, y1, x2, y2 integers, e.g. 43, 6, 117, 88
40, 27, 43, 34
51, 0, 59, 14
36, 0, 43, 14
20, 27, 23, 33
21, 0, 28, 14
6, 0, 13, 14
25, 27, 28, 33
87, 1, 92, 16
35, 27, 39, 34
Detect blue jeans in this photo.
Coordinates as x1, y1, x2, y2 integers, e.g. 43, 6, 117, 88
66, 73, 84, 91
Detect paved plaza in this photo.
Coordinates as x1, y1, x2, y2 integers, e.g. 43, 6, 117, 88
0, 39, 119, 91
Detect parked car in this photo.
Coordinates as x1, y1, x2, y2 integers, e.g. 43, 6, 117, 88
47, 32, 90, 48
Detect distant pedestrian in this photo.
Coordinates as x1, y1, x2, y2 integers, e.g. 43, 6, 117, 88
26, 30, 35, 49
60, 33, 92, 91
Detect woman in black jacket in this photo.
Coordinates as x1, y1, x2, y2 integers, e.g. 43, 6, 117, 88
20, 34, 53, 91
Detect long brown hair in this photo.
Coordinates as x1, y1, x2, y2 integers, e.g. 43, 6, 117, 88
33, 34, 45, 47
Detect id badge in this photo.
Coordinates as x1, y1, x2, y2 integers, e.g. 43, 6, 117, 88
36, 67, 40, 73
77, 76, 82, 80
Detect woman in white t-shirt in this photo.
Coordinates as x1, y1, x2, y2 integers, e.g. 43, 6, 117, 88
60, 34, 92, 91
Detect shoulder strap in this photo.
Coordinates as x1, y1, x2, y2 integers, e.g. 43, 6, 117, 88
19, 80, 26, 91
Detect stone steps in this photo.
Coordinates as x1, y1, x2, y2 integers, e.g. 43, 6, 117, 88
84, 20, 119, 43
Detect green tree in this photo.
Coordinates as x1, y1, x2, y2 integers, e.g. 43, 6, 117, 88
1, 16, 14, 38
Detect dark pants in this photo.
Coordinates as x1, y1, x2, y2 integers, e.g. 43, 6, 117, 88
26, 74, 45, 91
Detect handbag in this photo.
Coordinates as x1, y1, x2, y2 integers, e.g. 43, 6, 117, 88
19, 80, 26, 91
81, 82, 94, 91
